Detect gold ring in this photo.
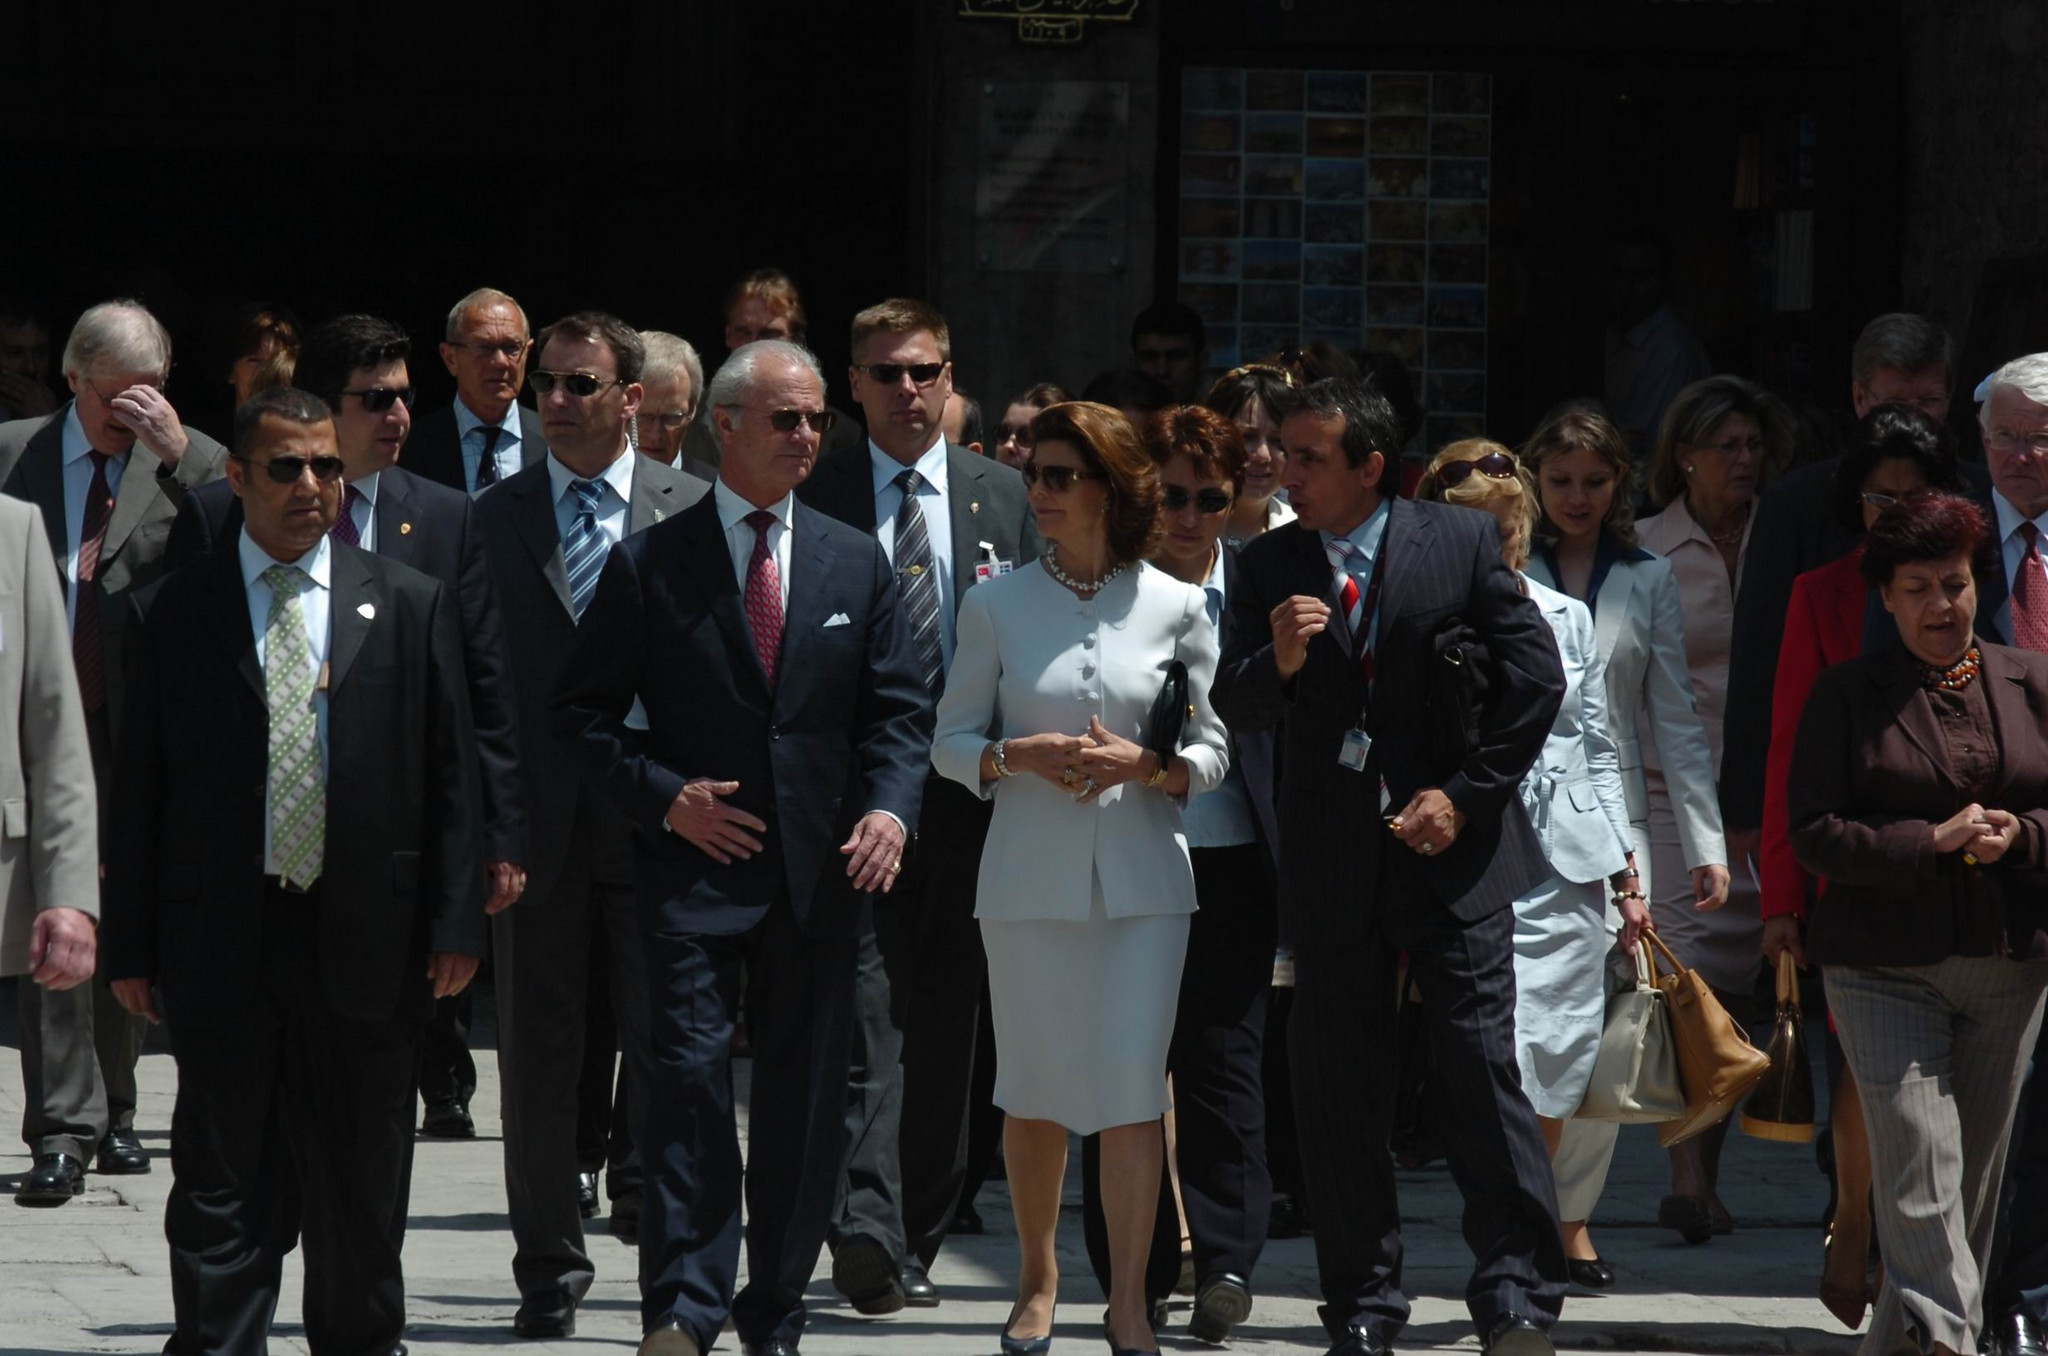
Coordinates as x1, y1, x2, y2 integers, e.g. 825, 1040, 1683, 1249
888, 860, 902, 873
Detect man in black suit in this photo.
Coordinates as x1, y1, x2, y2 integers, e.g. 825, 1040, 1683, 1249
555, 337, 932, 1356
1, 298, 228, 1204
796, 297, 1038, 1312
102, 385, 484, 1354
1212, 377, 1567, 1356
408, 287, 549, 495
473, 311, 709, 1339
163, 314, 530, 1140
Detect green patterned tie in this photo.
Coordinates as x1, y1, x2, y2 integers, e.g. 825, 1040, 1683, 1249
263, 564, 325, 890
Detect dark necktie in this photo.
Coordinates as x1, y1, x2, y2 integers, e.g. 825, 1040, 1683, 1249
330, 484, 364, 549
72, 451, 114, 712
474, 425, 504, 491
744, 509, 785, 683
893, 469, 944, 691
2016, 523, 2048, 653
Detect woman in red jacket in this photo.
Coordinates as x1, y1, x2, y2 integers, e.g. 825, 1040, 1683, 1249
1760, 403, 1960, 1327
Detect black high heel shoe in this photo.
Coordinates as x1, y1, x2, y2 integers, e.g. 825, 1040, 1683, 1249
1100, 1307, 1161, 1356
1001, 1301, 1055, 1355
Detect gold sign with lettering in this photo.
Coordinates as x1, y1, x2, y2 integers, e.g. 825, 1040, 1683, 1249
958, 0, 1140, 46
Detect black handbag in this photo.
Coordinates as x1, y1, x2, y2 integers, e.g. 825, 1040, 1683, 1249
1146, 659, 1191, 764
1740, 951, 1816, 1143
1424, 618, 1490, 766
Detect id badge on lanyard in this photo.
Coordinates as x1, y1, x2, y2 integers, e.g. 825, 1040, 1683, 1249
1333, 533, 1387, 775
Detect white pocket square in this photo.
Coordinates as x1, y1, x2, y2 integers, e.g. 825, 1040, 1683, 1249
824, 612, 852, 627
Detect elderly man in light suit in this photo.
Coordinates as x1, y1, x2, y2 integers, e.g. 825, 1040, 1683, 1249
0, 299, 227, 1204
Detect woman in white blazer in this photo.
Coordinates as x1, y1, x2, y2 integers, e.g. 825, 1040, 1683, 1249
1520, 403, 1732, 1279
932, 402, 1228, 1356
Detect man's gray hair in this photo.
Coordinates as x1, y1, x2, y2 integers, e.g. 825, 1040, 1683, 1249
444, 287, 530, 342
1851, 313, 1953, 389
1976, 354, 2048, 423
706, 340, 825, 442
62, 299, 173, 382
641, 330, 706, 413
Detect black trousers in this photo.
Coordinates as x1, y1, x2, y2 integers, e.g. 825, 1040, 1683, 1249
1990, 1021, 2048, 1323
1082, 844, 1277, 1302
641, 898, 857, 1350
163, 885, 421, 1356
417, 990, 474, 1111
832, 779, 994, 1267
575, 896, 638, 1198
1290, 836, 1566, 1344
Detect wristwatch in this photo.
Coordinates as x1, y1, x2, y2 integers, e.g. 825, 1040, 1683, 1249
991, 739, 1017, 778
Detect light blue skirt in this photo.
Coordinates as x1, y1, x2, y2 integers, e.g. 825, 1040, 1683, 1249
1510, 872, 1610, 1119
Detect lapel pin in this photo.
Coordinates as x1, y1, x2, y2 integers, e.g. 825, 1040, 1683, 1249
655, 509, 665, 522
357, 602, 376, 620
399, 521, 413, 535
971, 500, 981, 514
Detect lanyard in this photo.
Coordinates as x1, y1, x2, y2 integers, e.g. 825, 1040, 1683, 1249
1346, 535, 1389, 683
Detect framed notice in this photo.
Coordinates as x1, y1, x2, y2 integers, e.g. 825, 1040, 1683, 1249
977, 81, 1131, 274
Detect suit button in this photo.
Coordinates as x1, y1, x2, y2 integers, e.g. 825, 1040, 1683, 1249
1085, 691, 1098, 701
770, 725, 780, 740
1082, 635, 1096, 649
1081, 663, 1095, 677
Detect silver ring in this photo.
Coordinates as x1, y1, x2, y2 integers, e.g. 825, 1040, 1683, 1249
1420, 841, 1435, 854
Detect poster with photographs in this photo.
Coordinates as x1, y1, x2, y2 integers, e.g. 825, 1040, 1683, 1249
1178, 68, 1492, 432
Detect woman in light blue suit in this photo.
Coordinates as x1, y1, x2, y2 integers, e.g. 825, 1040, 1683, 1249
932, 402, 1229, 1356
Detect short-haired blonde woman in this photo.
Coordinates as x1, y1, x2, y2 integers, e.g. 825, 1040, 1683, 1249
932, 402, 1230, 1356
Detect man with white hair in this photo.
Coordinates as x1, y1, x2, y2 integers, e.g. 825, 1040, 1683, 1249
0, 298, 227, 1205
634, 330, 715, 481
409, 286, 551, 494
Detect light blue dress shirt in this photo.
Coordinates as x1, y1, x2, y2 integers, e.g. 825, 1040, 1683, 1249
59, 404, 130, 632
1320, 495, 1393, 654
869, 435, 957, 667
455, 397, 526, 494
239, 529, 332, 875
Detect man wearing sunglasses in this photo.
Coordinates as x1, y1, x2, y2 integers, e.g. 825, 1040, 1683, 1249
797, 297, 1039, 1314
407, 287, 550, 496
1212, 377, 1568, 1356
0, 298, 228, 1207
103, 385, 485, 1355
556, 337, 931, 1356
475, 310, 708, 1340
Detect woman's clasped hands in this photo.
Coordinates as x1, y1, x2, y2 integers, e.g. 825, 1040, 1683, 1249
1933, 801, 2023, 865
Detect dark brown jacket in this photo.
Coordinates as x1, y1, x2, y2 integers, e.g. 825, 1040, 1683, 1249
1790, 642, 2048, 968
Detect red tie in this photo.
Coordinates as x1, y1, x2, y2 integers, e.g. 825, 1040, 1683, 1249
72, 452, 114, 712
744, 510, 784, 683
2016, 523, 2048, 653
331, 484, 363, 548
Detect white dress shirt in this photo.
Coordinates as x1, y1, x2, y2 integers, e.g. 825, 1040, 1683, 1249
59, 404, 130, 632
1320, 495, 1393, 654
547, 447, 636, 550
869, 434, 957, 666
239, 529, 332, 874
343, 470, 381, 551
455, 397, 526, 493
714, 477, 794, 609
1181, 545, 1258, 850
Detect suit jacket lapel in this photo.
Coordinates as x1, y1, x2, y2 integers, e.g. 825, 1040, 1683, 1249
14, 422, 68, 567
629, 459, 681, 535
1874, 653, 1958, 794
373, 471, 413, 565
517, 406, 548, 467
774, 506, 837, 711
1984, 647, 2033, 799
201, 547, 265, 700
508, 469, 574, 616
101, 449, 165, 561
1294, 523, 1357, 657
1374, 495, 1430, 635
1593, 561, 1634, 670
326, 547, 377, 695
948, 444, 989, 605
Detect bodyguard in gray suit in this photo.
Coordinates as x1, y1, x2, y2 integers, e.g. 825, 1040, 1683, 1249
0, 299, 226, 1203
475, 311, 710, 1338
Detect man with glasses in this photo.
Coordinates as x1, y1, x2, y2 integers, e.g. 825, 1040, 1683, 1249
799, 298, 1038, 1313
164, 313, 530, 1145
475, 311, 707, 1339
409, 287, 550, 495
635, 330, 715, 481
103, 384, 484, 1354
0, 298, 226, 1206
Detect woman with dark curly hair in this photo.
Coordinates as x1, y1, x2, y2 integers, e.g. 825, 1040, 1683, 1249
1790, 490, 2048, 1356
931, 401, 1230, 1356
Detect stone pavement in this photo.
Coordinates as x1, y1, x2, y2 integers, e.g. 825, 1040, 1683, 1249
1, 981, 1864, 1355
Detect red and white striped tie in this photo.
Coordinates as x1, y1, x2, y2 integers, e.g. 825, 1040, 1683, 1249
2015, 523, 2048, 653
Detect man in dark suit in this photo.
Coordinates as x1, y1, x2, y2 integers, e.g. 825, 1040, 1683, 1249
163, 313, 530, 1140
555, 337, 932, 1356
102, 385, 484, 1353
1212, 377, 1568, 1356
796, 297, 1038, 1311
473, 311, 709, 1339
407, 287, 549, 495
1, 298, 227, 1204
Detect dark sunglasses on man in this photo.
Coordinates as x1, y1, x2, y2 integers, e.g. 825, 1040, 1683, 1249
854, 362, 947, 388
1434, 451, 1518, 488
724, 405, 838, 435
233, 453, 347, 485
1018, 463, 1103, 493
1163, 485, 1233, 515
530, 370, 627, 399
337, 386, 416, 413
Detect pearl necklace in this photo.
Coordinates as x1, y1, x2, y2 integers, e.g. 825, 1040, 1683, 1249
1921, 646, 1982, 693
1042, 552, 1125, 595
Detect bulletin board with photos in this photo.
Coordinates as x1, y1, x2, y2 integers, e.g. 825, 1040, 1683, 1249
1178, 67, 1493, 448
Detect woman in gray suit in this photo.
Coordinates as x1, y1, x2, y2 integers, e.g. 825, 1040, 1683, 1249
1791, 490, 2048, 1356
932, 401, 1229, 1356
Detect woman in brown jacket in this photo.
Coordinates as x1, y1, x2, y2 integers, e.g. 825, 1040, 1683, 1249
1790, 490, 2048, 1356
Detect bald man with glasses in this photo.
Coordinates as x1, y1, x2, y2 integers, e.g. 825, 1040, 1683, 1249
408, 287, 551, 495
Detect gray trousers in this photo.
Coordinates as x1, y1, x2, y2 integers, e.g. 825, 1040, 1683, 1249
18, 975, 142, 1161
1828, 957, 2048, 1356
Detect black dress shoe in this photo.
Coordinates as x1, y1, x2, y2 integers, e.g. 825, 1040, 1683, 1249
96, 1128, 150, 1175
899, 1259, 939, 1307
514, 1288, 577, 1338
577, 1171, 600, 1219
611, 1190, 641, 1243
740, 1341, 799, 1356
1566, 1257, 1615, 1289
420, 1099, 474, 1139
1326, 1321, 1392, 1356
831, 1234, 906, 1315
1483, 1314, 1555, 1356
1190, 1273, 1252, 1345
15, 1153, 84, 1206
1996, 1312, 2048, 1356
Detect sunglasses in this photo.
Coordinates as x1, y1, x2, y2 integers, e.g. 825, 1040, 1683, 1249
994, 423, 1034, 447
234, 453, 346, 485
530, 370, 626, 398
854, 362, 947, 388
729, 406, 838, 434
1435, 452, 1518, 488
639, 409, 691, 432
1020, 463, 1103, 492
1164, 485, 1233, 515
337, 386, 415, 412
1861, 491, 1903, 511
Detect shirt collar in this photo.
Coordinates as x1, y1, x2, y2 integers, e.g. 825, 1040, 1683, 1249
714, 476, 795, 534
547, 447, 635, 506
238, 527, 332, 591
1322, 495, 1393, 563
454, 397, 523, 442
868, 434, 949, 498
348, 470, 382, 506
61, 403, 129, 470
1993, 491, 2048, 543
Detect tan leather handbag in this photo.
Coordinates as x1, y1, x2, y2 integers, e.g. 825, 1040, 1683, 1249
1644, 930, 1772, 1148
1740, 950, 1816, 1143
1574, 941, 1684, 1124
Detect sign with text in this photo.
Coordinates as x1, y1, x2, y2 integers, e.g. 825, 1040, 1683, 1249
976, 81, 1130, 274
959, 0, 1139, 45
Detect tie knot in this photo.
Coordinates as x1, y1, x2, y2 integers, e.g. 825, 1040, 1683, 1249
342, 483, 361, 509
745, 509, 778, 534
570, 478, 604, 509
87, 450, 110, 473
1325, 536, 1353, 568
895, 468, 924, 494
262, 564, 309, 595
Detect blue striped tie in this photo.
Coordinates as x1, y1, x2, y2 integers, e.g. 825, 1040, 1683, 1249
893, 468, 945, 691
563, 478, 609, 621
